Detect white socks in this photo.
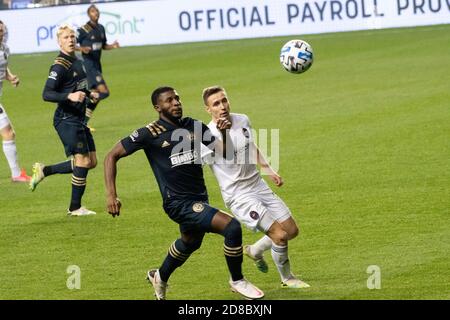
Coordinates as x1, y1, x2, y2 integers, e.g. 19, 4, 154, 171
249, 235, 272, 258
271, 243, 292, 282
3, 140, 21, 177
249, 235, 293, 282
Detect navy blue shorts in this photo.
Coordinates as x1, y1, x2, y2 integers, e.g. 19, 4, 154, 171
83, 59, 106, 90
163, 198, 219, 233
54, 114, 96, 157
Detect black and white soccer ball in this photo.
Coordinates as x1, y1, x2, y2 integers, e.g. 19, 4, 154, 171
280, 39, 314, 74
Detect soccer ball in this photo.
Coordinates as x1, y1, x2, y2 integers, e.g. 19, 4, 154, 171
280, 40, 314, 74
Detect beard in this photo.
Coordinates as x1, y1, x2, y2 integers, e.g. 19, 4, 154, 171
161, 108, 182, 123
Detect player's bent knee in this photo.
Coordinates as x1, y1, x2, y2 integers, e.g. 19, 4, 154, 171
182, 238, 203, 253
74, 157, 91, 168
272, 230, 289, 246
289, 225, 299, 239
222, 218, 242, 246
1, 127, 15, 141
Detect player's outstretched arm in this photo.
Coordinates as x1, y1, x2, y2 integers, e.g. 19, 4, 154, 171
6, 67, 19, 87
104, 142, 128, 217
255, 143, 283, 187
103, 40, 120, 50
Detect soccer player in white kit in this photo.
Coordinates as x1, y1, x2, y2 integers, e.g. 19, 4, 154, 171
0, 21, 31, 182
202, 86, 309, 288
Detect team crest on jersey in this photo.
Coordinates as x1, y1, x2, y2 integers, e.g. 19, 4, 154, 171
250, 211, 259, 220
192, 203, 204, 213
242, 128, 250, 138
96, 75, 102, 82
77, 142, 84, 149
91, 36, 95, 40
161, 141, 170, 148
73, 72, 78, 77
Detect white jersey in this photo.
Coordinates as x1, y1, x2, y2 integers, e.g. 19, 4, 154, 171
0, 43, 10, 96
207, 113, 266, 205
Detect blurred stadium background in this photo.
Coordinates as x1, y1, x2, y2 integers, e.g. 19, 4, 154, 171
0, 0, 449, 300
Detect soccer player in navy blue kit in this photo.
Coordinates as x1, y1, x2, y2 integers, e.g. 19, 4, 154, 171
30, 25, 99, 216
104, 87, 264, 300
77, 5, 119, 128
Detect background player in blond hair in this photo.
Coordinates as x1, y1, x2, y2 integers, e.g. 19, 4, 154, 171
202, 86, 310, 288
30, 25, 99, 216
0, 20, 31, 183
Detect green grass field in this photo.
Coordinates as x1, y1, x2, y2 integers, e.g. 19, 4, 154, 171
0, 24, 449, 300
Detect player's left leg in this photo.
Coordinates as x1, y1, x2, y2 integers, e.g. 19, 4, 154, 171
0, 117, 30, 182
148, 231, 204, 300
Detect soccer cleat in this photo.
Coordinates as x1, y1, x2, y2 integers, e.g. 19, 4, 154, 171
244, 245, 269, 273
281, 276, 311, 289
67, 207, 96, 216
12, 168, 32, 183
229, 278, 264, 300
146, 269, 167, 300
29, 163, 45, 191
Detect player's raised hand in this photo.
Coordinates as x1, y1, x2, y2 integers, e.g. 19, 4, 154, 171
68, 91, 86, 103
216, 117, 231, 130
107, 196, 121, 217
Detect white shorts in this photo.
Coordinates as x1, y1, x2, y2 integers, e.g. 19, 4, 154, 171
228, 184, 292, 233
0, 103, 11, 130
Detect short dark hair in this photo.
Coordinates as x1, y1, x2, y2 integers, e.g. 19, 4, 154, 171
202, 86, 225, 105
151, 86, 175, 107
87, 4, 99, 14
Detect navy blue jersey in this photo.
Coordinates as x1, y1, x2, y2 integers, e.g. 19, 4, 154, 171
121, 117, 216, 202
42, 52, 90, 118
77, 22, 107, 69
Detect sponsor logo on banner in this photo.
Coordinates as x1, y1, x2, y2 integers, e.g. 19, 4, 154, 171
36, 11, 144, 46
2, 0, 449, 54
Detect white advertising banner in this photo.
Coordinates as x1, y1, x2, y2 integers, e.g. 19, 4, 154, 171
2, 0, 450, 54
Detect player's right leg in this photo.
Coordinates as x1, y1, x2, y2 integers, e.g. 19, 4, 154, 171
30, 114, 78, 191
0, 108, 31, 182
